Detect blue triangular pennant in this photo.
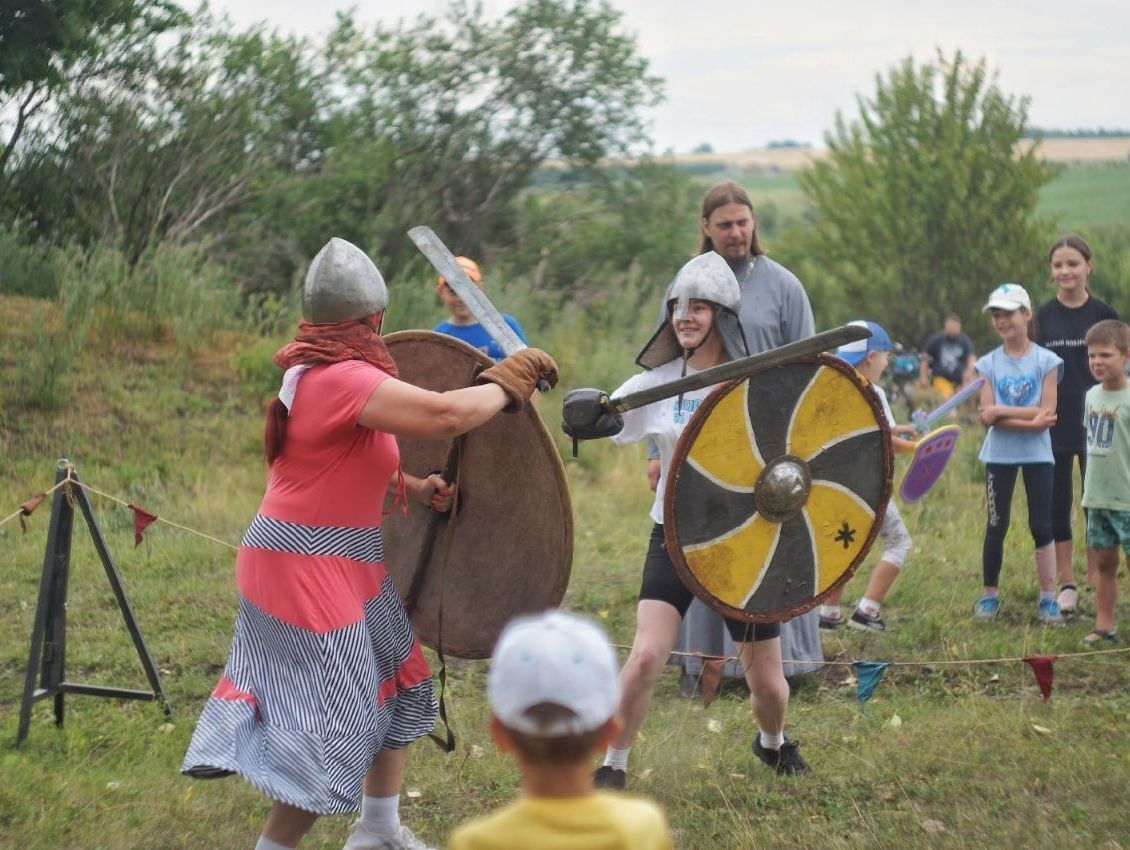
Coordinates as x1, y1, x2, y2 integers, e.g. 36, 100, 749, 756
854, 660, 891, 713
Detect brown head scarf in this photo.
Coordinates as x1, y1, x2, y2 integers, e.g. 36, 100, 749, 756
264, 312, 397, 462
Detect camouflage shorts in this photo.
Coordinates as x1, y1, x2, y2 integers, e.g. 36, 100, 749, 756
1087, 508, 1130, 552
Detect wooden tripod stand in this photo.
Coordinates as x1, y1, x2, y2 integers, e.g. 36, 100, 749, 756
17, 461, 171, 745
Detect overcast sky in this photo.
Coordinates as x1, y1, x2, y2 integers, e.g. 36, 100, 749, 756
211, 0, 1130, 154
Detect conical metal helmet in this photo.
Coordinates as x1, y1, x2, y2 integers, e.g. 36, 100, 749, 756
302, 237, 389, 324
636, 252, 748, 369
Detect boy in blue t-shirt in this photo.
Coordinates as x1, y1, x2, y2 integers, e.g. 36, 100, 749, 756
433, 256, 528, 362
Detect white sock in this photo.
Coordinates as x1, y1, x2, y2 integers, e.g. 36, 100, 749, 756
603, 746, 631, 771
1039, 590, 1054, 602
255, 837, 293, 850
359, 794, 400, 836
859, 597, 880, 615
759, 729, 784, 750
819, 604, 841, 618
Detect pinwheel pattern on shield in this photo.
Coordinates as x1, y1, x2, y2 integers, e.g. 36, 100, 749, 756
664, 356, 892, 623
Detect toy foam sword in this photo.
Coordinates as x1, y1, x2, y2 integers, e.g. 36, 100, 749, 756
408, 225, 550, 393
899, 377, 986, 502
911, 376, 985, 434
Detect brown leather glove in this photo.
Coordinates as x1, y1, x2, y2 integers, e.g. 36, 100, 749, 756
475, 348, 559, 411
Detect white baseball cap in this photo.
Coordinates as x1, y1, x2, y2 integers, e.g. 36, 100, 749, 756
982, 283, 1032, 313
488, 610, 621, 737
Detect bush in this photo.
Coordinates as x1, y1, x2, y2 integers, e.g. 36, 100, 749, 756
0, 224, 60, 298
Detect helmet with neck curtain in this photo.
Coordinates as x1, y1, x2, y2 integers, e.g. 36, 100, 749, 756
636, 252, 748, 369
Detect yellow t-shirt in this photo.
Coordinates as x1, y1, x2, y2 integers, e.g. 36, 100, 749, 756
448, 791, 672, 850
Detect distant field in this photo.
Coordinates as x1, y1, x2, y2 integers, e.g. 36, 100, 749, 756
669, 136, 1130, 174
1036, 164, 1130, 229
703, 160, 1130, 234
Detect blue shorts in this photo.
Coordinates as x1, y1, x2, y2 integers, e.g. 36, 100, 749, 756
1086, 508, 1130, 553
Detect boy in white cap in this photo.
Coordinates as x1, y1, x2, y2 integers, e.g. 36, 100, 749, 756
819, 320, 919, 631
448, 610, 672, 850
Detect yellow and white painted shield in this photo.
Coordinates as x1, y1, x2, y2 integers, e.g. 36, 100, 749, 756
663, 356, 892, 623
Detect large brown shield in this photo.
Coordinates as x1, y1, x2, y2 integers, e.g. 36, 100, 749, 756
381, 331, 573, 658
663, 355, 892, 623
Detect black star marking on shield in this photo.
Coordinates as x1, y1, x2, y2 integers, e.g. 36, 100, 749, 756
834, 520, 856, 550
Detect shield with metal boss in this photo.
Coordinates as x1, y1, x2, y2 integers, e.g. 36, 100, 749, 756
663, 355, 892, 623
380, 330, 573, 658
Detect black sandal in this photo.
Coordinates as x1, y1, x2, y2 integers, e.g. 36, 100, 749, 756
1082, 629, 1119, 646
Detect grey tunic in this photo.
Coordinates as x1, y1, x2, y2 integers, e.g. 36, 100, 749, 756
658, 253, 824, 678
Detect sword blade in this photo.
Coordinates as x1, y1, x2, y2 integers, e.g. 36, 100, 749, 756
408, 225, 527, 357
607, 325, 872, 414
919, 376, 985, 431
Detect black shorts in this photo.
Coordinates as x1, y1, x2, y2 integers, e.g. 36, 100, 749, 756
639, 523, 780, 643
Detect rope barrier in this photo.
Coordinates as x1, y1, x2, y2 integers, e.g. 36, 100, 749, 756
613, 640, 1130, 668
7, 468, 1130, 670
3, 465, 238, 551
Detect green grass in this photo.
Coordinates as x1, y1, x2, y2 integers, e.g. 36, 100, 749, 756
4, 294, 1130, 848
1036, 164, 1130, 230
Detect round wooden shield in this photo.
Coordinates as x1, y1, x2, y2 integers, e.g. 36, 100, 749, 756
381, 331, 573, 658
663, 355, 892, 623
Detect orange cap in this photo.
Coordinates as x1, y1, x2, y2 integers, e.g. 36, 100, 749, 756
437, 256, 483, 289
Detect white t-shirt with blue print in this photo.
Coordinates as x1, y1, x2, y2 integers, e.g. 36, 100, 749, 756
612, 359, 719, 524
975, 343, 1063, 464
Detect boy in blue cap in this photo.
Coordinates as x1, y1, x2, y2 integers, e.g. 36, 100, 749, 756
819, 321, 919, 630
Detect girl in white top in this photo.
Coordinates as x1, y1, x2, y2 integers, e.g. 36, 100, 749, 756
565, 252, 811, 786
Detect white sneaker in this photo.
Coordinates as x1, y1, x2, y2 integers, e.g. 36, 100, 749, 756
1056, 585, 1078, 615
343, 823, 434, 850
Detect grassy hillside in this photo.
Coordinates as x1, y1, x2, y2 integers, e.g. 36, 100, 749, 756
3, 294, 1130, 848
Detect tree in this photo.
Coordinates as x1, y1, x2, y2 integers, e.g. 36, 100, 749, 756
5, 0, 664, 294
5, 14, 324, 266
293, 0, 664, 279
0, 0, 184, 186
793, 51, 1057, 346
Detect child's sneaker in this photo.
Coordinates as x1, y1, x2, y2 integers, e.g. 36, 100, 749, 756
752, 737, 812, 775
818, 609, 843, 630
593, 765, 626, 789
972, 595, 1000, 621
1055, 584, 1078, 615
343, 824, 433, 850
1037, 598, 1066, 626
847, 608, 886, 631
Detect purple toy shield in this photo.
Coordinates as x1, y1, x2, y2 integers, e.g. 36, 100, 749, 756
899, 425, 961, 503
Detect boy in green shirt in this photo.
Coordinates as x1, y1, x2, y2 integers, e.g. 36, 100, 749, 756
1081, 320, 1130, 645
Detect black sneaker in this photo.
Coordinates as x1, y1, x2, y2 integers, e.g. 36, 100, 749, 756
818, 610, 843, 630
593, 765, 626, 789
847, 608, 886, 632
752, 737, 812, 776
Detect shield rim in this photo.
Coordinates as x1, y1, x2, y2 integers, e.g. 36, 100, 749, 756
382, 329, 574, 658
662, 353, 893, 624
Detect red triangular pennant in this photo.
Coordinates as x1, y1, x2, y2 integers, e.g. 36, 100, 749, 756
700, 657, 725, 708
1023, 655, 1057, 701
128, 503, 158, 547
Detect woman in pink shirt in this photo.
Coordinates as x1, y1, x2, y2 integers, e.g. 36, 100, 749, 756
182, 238, 556, 850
